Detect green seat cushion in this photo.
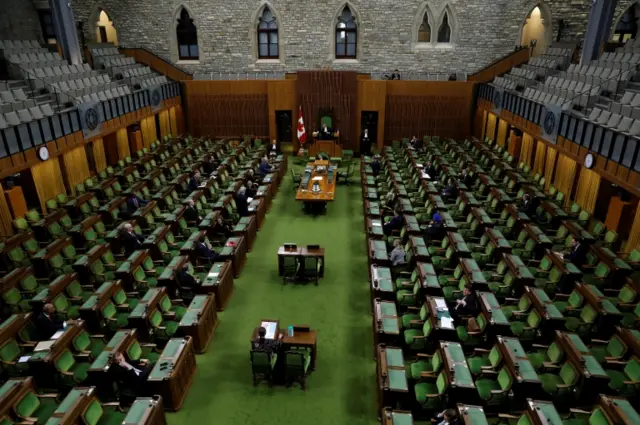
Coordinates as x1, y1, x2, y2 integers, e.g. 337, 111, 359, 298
468, 356, 491, 375
606, 369, 627, 391
540, 373, 565, 394
73, 362, 90, 382
410, 360, 434, 380
396, 290, 414, 306
165, 321, 179, 336
475, 378, 501, 400
401, 313, 420, 329
414, 381, 438, 405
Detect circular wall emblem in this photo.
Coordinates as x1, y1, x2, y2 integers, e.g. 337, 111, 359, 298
85, 108, 99, 131
493, 91, 502, 108
543, 110, 556, 135
151, 89, 161, 106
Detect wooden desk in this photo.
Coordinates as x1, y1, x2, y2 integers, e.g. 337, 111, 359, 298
457, 404, 489, 425
598, 395, 640, 425
282, 328, 318, 371
121, 396, 167, 425
381, 408, 414, 425
617, 327, 640, 359
555, 330, 610, 404
426, 297, 457, 339
525, 286, 565, 339
364, 200, 382, 218
296, 160, 336, 203
439, 341, 476, 400
87, 329, 137, 395
232, 215, 257, 251
371, 265, 394, 302
587, 245, 633, 284
496, 336, 541, 398
376, 345, 409, 415
367, 217, 385, 240
369, 238, 390, 269
277, 246, 302, 275
478, 291, 511, 338
373, 299, 400, 352
574, 283, 623, 338
147, 337, 197, 411
470, 208, 495, 233
216, 236, 247, 278
198, 261, 234, 310
178, 295, 218, 353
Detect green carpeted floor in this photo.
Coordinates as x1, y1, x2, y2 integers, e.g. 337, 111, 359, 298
167, 160, 379, 425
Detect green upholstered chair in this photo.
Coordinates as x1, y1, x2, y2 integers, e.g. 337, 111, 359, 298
337, 163, 354, 185
158, 294, 187, 321
403, 318, 433, 351
148, 309, 178, 342
51, 293, 80, 319
413, 371, 447, 410
539, 361, 579, 400
284, 349, 311, 390
55, 349, 91, 387
590, 335, 627, 364
320, 116, 332, 129
297, 256, 321, 285
528, 341, 565, 370
126, 339, 160, 363
101, 301, 129, 332
282, 255, 298, 284
456, 313, 487, 347
400, 303, 428, 330
605, 357, 640, 396
407, 349, 442, 380
475, 367, 512, 406
250, 349, 277, 387
72, 330, 105, 360
467, 345, 503, 375
0, 338, 29, 376
13, 390, 58, 423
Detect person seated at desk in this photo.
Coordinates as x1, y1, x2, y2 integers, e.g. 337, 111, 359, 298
121, 223, 145, 256
196, 235, 220, 262
433, 409, 463, 425
235, 186, 249, 217
36, 303, 76, 340
425, 212, 445, 241
460, 169, 474, 188
188, 171, 202, 192
452, 285, 478, 322
203, 154, 216, 175
383, 191, 396, 211
252, 326, 284, 355
259, 158, 273, 177
519, 193, 537, 218
383, 210, 403, 236
216, 216, 234, 238
126, 193, 148, 215
245, 179, 258, 198
564, 238, 587, 267
319, 123, 333, 139
178, 263, 201, 288
111, 352, 154, 396
442, 178, 458, 201
389, 239, 406, 267
184, 199, 202, 224
423, 161, 437, 180
371, 155, 381, 177
360, 128, 371, 156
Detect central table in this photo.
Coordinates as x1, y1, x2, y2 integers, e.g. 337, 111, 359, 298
296, 160, 336, 214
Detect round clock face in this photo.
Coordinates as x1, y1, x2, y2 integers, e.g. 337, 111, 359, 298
585, 153, 594, 169
38, 146, 50, 161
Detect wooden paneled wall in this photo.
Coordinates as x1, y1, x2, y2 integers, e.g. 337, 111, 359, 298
158, 110, 171, 139
116, 128, 131, 160
92, 139, 107, 172
383, 82, 475, 142
0, 182, 14, 237
183, 77, 475, 147
31, 157, 66, 213
62, 146, 91, 195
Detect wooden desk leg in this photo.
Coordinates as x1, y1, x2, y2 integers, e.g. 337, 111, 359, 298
278, 255, 283, 276
310, 341, 317, 371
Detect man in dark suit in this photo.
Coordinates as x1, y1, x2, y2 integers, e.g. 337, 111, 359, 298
269, 140, 279, 156
371, 156, 381, 177
177, 264, 200, 288
121, 223, 144, 256
184, 199, 201, 224
252, 326, 283, 355
259, 158, 272, 177
35, 303, 75, 340
235, 187, 249, 217
195, 235, 220, 262
383, 210, 403, 236
442, 178, 458, 201
520, 193, 537, 218
460, 169, 474, 188
111, 352, 154, 396
452, 285, 478, 322
126, 193, 148, 215
188, 171, 202, 192
319, 123, 333, 139
424, 161, 437, 180
565, 239, 587, 267
202, 155, 216, 175
360, 128, 371, 156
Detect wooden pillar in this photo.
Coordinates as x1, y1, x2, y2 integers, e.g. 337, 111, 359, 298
116, 128, 131, 160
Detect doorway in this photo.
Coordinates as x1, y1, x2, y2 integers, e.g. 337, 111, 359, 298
361, 111, 379, 153
95, 10, 118, 45
275, 110, 292, 150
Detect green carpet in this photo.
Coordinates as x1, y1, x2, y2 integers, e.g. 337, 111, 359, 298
167, 160, 379, 425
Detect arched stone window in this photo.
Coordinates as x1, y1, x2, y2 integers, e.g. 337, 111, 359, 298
176, 8, 198, 60
335, 6, 357, 59
437, 12, 451, 43
258, 7, 279, 59
418, 12, 431, 42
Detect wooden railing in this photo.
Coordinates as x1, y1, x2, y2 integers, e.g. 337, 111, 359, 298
119, 47, 194, 81
468, 47, 531, 83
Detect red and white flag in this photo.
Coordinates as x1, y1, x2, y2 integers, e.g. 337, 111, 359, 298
297, 106, 307, 146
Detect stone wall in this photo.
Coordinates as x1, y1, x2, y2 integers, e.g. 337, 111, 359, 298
0, 0, 42, 41
65, 0, 635, 74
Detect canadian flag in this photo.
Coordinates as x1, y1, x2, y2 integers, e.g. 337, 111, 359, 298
297, 106, 307, 146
